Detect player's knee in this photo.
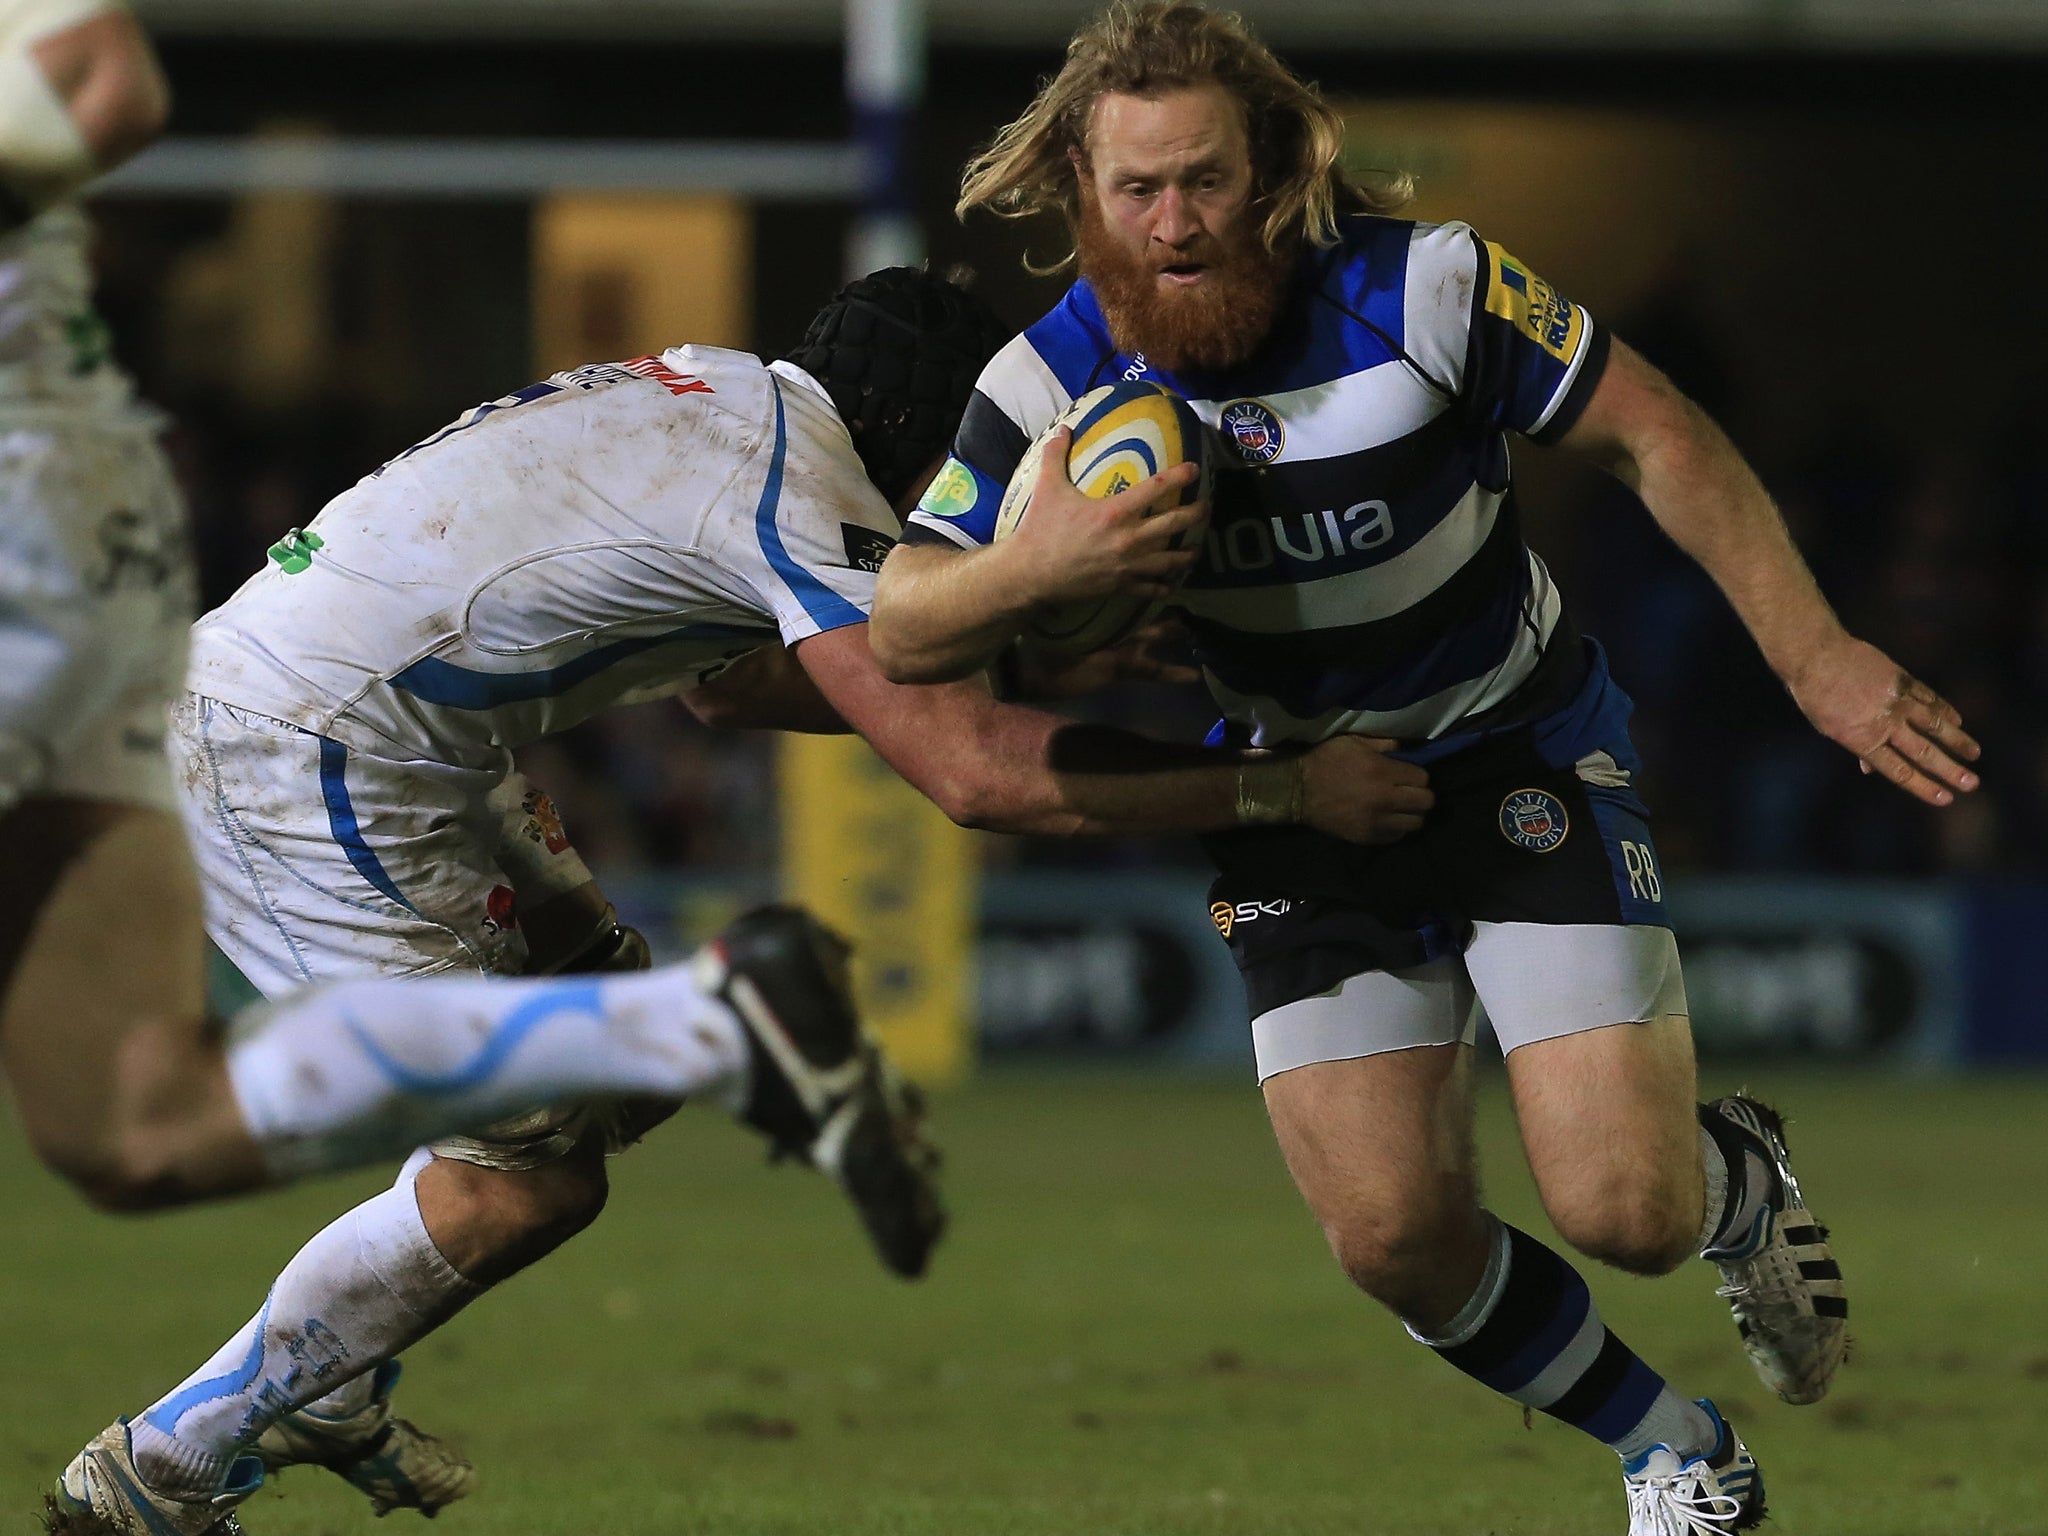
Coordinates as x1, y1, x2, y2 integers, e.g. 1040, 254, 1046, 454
30, 1123, 182, 1213
1549, 1179, 1695, 1276
1324, 1205, 1464, 1311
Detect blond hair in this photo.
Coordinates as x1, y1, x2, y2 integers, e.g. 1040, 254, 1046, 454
958, 0, 1409, 273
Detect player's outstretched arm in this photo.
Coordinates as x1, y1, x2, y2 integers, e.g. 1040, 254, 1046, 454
869, 429, 1203, 685
1, 3, 169, 231
1558, 338, 1981, 808
795, 621, 1430, 842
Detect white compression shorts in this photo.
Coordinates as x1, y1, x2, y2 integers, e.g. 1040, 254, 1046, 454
1250, 922, 1688, 1081
0, 412, 192, 815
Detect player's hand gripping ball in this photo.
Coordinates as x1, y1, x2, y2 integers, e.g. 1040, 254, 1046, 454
992, 381, 1212, 654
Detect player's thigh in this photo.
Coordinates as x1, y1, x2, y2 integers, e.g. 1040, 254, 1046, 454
0, 798, 206, 1145
1475, 922, 1700, 1270
1260, 959, 1486, 1272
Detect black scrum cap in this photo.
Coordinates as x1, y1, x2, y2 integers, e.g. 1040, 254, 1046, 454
783, 267, 1014, 505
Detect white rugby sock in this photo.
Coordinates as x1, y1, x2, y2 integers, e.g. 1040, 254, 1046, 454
129, 1153, 479, 1497
226, 964, 747, 1181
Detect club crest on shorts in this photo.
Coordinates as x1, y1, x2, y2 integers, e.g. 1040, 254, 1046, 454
1499, 788, 1569, 853
1210, 901, 1236, 938
1218, 399, 1284, 464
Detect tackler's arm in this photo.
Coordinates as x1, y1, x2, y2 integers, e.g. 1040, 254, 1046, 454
678, 642, 852, 734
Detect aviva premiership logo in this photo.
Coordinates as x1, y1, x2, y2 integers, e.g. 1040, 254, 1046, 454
1499, 789, 1569, 853
1218, 399, 1284, 464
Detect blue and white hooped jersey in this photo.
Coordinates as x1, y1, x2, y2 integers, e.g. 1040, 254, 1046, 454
904, 217, 1612, 747
188, 347, 894, 768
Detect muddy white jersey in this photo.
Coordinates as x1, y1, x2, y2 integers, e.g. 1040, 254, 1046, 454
188, 347, 896, 769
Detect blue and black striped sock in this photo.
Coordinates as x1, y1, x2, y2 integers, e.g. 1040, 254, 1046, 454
1413, 1217, 1716, 1463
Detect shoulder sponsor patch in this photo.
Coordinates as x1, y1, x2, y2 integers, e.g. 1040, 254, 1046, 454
1482, 242, 1585, 364
916, 457, 980, 521
842, 525, 896, 573
1499, 788, 1569, 853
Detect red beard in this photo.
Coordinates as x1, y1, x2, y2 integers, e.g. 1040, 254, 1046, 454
1076, 194, 1293, 375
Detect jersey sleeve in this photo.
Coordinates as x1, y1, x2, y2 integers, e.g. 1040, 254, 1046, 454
741, 381, 902, 646
1401, 222, 1609, 444
901, 331, 1070, 550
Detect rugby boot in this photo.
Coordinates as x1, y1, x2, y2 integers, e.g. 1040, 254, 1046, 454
47, 1421, 263, 1536
1622, 1401, 1765, 1535
1702, 1094, 1848, 1405
697, 904, 946, 1278
251, 1360, 473, 1517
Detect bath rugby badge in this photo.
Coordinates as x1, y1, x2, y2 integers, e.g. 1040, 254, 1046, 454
1499, 789, 1569, 853
1219, 399, 1284, 464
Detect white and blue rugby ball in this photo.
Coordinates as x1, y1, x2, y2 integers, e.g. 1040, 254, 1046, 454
992, 380, 1212, 654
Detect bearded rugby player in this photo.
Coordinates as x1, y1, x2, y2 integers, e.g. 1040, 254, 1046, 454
869, 5, 1980, 1530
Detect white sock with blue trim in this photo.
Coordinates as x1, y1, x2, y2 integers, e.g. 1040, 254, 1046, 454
226, 964, 748, 1181
129, 1153, 479, 1497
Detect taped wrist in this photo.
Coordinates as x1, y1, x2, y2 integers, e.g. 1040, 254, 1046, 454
1234, 753, 1304, 826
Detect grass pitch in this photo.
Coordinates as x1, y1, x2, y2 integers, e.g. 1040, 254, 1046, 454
3, 1067, 2046, 1536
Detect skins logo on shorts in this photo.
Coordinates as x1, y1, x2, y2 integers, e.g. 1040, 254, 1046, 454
1211, 898, 1292, 938
1218, 399, 1284, 464
1499, 789, 1569, 853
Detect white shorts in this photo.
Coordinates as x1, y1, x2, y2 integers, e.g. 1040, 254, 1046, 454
1250, 922, 1688, 1082
170, 693, 638, 1168
0, 414, 194, 814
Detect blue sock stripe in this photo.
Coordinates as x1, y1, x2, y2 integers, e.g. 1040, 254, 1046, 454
1437, 1224, 1570, 1378
1477, 1271, 1592, 1394
1425, 1223, 1679, 1457
142, 1290, 277, 1435
341, 979, 606, 1097
1573, 1353, 1667, 1444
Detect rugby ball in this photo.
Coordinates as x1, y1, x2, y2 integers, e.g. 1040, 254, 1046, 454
992, 380, 1212, 654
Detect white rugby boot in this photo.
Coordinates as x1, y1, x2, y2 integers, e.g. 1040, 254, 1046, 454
252, 1361, 474, 1517
47, 1421, 263, 1536
1622, 1401, 1765, 1535
1701, 1095, 1849, 1405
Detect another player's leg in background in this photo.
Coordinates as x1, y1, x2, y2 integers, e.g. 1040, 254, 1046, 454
0, 793, 802, 1205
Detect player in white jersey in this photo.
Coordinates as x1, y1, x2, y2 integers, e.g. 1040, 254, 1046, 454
0, 21, 1055, 1527
52, 266, 1432, 1535
0, 0, 963, 1250
868, 6, 1983, 1533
